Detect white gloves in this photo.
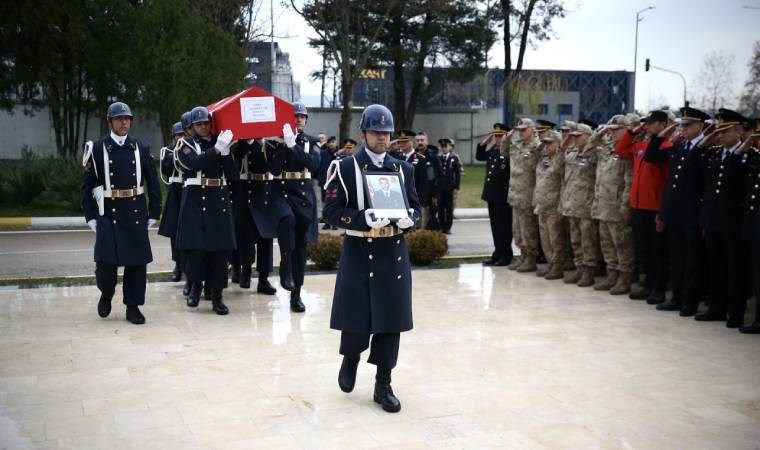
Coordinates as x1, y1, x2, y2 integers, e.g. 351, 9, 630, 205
397, 216, 414, 229
87, 219, 97, 233
215, 129, 233, 155
364, 209, 390, 229
283, 124, 297, 148
148, 218, 156, 229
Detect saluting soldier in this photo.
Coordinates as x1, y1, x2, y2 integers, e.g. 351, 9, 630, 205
335, 138, 357, 160
736, 119, 760, 333
175, 106, 237, 315
560, 123, 600, 286
591, 115, 636, 294
694, 109, 748, 327
506, 118, 542, 272
436, 137, 461, 234
476, 123, 513, 266
533, 130, 568, 279
158, 121, 187, 283
81, 101, 161, 325
643, 107, 711, 314
233, 138, 294, 294
272, 101, 321, 312
323, 104, 421, 413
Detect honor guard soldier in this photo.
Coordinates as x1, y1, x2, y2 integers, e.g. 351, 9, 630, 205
81, 102, 161, 324
272, 101, 321, 312
323, 104, 421, 413
561, 123, 600, 286
533, 131, 567, 279
736, 119, 760, 333
615, 111, 670, 304
175, 106, 238, 315
694, 109, 749, 327
178, 111, 194, 296
477, 123, 513, 266
158, 121, 187, 283
318, 136, 339, 230
437, 137, 461, 234
233, 138, 292, 294
643, 107, 711, 314
505, 118, 542, 272
591, 115, 636, 294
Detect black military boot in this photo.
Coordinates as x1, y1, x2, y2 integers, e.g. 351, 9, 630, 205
338, 356, 360, 393
182, 280, 192, 297
211, 288, 229, 315
279, 251, 295, 291
97, 291, 114, 318
646, 290, 666, 305
257, 276, 277, 295
171, 263, 182, 282
290, 285, 305, 313
231, 264, 240, 284
126, 305, 145, 325
203, 283, 212, 301
374, 367, 401, 413
187, 282, 201, 307
239, 267, 252, 289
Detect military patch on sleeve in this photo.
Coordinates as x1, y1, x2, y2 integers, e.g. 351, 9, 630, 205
183, 146, 193, 155
325, 187, 338, 200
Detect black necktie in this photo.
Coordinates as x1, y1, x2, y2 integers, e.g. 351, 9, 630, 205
685, 141, 691, 152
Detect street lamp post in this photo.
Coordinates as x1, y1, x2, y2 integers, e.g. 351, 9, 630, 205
646, 59, 689, 107
633, 6, 655, 108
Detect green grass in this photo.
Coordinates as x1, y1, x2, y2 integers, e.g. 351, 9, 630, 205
457, 164, 486, 208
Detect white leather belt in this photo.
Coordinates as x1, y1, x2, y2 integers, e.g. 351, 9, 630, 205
169, 176, 184, 184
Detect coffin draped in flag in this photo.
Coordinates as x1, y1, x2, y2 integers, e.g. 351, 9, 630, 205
207, 87, 295, 139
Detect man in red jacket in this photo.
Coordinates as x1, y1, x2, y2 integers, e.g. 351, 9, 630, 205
615, 110, 670, 304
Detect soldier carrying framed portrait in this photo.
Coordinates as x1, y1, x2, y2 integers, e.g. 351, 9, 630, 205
363, 172, 410, 221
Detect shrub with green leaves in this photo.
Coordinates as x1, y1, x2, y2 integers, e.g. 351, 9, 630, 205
307, 233, 344, 270
406, 230, 448, 266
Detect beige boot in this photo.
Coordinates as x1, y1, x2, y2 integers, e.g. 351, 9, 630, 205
594, 269, 618, 291
516, 254, 537, 272
564, 268, 582, 284
577, 266, 595, 287
536, 265, 549, 277
508, 256, 521, 270
609, 271, 632, 295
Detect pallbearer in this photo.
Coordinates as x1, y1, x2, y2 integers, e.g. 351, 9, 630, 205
158, 121, 187, 283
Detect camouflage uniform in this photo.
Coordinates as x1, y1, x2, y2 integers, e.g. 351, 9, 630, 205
560, 124, 599, 284
506, 120, 541, 270
590, 116, 636, 292
533, 131, 567, 278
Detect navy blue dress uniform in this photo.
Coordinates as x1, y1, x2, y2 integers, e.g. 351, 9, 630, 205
273, 104, 321, 312
418, 143, 443, 230
158, 121, 187, 282
391, 130, 428, 204
323, 104, 421, 413
644, 107, 711, 315
436, 138, 461, 234
739, 123, 760, 333
695, 109, 748, 327
477, 123, 513, 266
81, 102, 161, 325
175, 106, 238, 315
232, 139, 294, 294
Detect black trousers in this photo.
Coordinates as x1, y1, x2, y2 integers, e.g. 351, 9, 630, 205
340, 331, 400, 370
437, 189, 455, 232
277, 213, 297, 252
705, 228, 746, 321
668, 224, 706, 307
95, 262, 146, 306
750, 243, 760, 321
487, 200, 513, 263
632, 209, 668, 292
169, 236, 180, 263
292, 218, 311, 287
183, 250, 229, 289
256, 239, 274, 276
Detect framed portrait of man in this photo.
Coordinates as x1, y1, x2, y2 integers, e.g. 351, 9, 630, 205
363, 172, 410, 221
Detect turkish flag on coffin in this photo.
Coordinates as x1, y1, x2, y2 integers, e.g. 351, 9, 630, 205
207, 86, 295, 140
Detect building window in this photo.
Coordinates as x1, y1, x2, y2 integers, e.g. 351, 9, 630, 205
538, 104, 548, 115
558, 104, 573, 115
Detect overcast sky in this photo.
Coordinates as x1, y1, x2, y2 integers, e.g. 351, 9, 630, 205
272, 0, 758, 113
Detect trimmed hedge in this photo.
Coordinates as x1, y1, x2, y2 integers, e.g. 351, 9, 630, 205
406, 230, 448, 266
307, 233, 344, 270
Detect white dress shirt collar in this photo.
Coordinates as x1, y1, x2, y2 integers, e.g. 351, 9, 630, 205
365, 148, 386, 167
110, 132, 128, 146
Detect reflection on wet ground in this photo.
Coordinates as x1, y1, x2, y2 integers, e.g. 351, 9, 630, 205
1, 264, 758, 449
